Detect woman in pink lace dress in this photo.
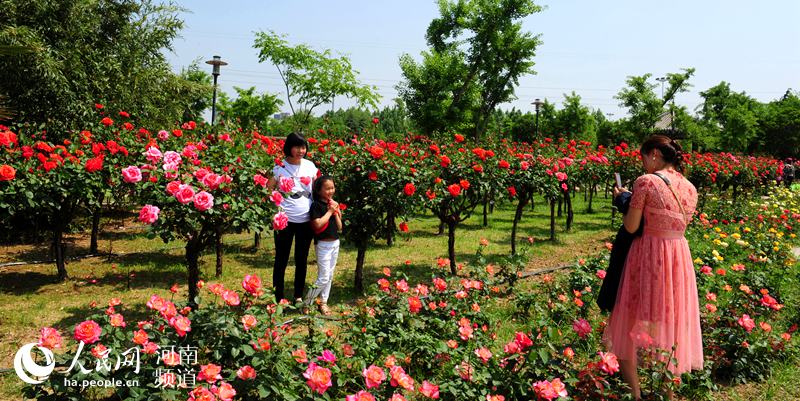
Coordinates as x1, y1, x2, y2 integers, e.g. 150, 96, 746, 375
605, 135, 703, 400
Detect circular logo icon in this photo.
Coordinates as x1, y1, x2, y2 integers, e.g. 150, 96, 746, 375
13, 343, 55, 385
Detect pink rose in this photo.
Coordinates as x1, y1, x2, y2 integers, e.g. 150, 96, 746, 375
214, 381, 236, 401
272, 212, 289, 230
162, 162, 179, 179
346, 391, 376, 401
572, 318, 592, 338
242, 274, 263, 296
303, 362, 333, 394
597, 351, 619, 374
420, 381, 440, 399
202, 173, 223, 190
222, 290, 240, 306
144, 146, 162, 163
279, 176, 295, 193
237, 365, 257, 380
182, 145, 198, 160
363, 365, 386, 389
122, 166, 142, 183
169, 315, 191, 337
318, 350, 336, 363
163, 150, 182, 165
270, 191, 284, 206
738, 314, 756, 333
175, 184, 195, 204
157, 130, 170, 141
165, 180, 181, 195
74, 320, 102, 344
254, 174, 268, 188
138, 205, 160, 224
193, 191, 214, 212
197, 363, 223, 383
194, 167, 210, 180
38, 327, 63, 350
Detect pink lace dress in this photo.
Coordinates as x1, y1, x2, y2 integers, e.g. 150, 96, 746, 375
603, 170, 703, 374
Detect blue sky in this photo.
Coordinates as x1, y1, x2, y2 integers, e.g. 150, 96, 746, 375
166, 0, 800, 119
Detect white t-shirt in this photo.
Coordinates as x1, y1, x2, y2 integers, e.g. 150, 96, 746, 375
272, 159, 319, 223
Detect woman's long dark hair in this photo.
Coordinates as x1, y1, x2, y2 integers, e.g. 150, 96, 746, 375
312, 175, 335, 203
640, 135, 685, 172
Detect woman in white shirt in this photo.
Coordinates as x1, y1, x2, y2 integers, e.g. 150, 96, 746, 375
269, 133, 318, 303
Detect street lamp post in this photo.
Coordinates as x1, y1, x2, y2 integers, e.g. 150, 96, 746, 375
656, 76, 667, 99
531, 98, 544, 143
205, 55, 228, 125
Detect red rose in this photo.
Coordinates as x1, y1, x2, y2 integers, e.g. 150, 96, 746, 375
399, 222, 409, 232
84, 156, 104, 173
498, 160, 510, 169
447, 184, 461, 197
459, 179, 470, 189
368, 171, 377, 181
372, 117, 380, 124
119, 111, 130, 118
454, 134, 465, 143
403, 183, 416, 196
0, 165, 16, 181
100, 117, 114, 127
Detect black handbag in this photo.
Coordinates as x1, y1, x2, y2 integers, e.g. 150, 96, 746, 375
596, 192, 642, 312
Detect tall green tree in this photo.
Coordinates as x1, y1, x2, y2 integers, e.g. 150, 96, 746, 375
698, 82, 764, 153
217, 86, 283, 130
0, 0, 198, 134
253, 31, 380, 129
761, 90, 800, 159
398, 0, 542, 139
554, 92, 596, 142
615, 68, 695, 142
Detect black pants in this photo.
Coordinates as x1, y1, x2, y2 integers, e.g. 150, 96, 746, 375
273, 221, 313, 302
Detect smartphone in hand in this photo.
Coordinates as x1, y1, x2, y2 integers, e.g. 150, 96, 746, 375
614, 172, 622, 188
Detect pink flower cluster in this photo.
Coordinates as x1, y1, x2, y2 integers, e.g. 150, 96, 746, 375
533, 378, 568, 400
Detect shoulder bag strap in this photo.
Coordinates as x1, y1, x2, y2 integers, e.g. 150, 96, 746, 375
652, 172, 689, 225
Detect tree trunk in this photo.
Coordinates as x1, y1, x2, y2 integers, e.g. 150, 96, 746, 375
215, 227, 223, 278
587, 183, 595, 213
557, 197, 563, 217
482, 200, 488, 227
448, 219, 457, 275
549, 199, 556, 241
354, 245, 367, 294
186, 239, 201, 308
253, 231, 261, 252
565, 189, 574, 231
90, 207, 101, 254
386, 212, 395, 246
511, 196, 529, 255
437, 220, 445, 236
53, 230, 67, 281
